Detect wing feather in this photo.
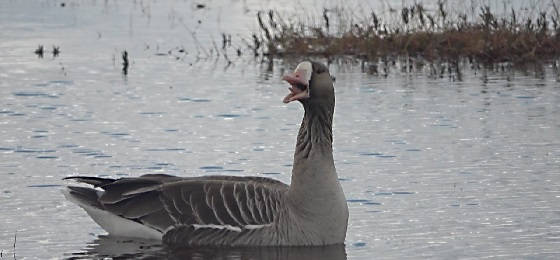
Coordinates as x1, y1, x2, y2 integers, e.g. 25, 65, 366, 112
233, 182, 253, 225
253, 183, 265, 223
65, 174, 288, 244
220, 184, 244, 226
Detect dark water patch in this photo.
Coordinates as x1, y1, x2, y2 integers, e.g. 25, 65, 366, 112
466, 203, 479, 206
0, 147, 13, 151
377, 155, 396, 158
27, 184, 62, 188
116, 173, 128, 176
224, 169, 244, 172
40, 106, 57, 110
347, 199, 371, 203
363, 202, 382, 205
109, 165, 122, 168
13, 91, 47, 97
406, 148, 422, 152
375, 192, 393, 196
36, 155, 58, 159
12, 91, 59, 98
352, 242, 367, 247
253, 148, 264, 151
200, 166, 223, 170
102, 131, 130, 136
146, 166, 163, 170
72, 148, 103, 157
256, 116, 270, 120
282, 164, 292, 167
192, 98, 211, 103
10, 113, 26, 116
155, 163, 171, 166
145, 148, 167, 152
216, 114, 241, 118
516, 96, 536, 99
178, 97, 211, 103
449, 204, 460, 207
338, 177, 351, 181
164, 129, 178, 132
58, 144, 78, 148
166, 148, 186, 151
262, 172, 281, 175
31, 135, 47, 138
0, 110, 13, 114
393, 191, 415, 195
94, 155, 112, 158
33, 130, 48, 133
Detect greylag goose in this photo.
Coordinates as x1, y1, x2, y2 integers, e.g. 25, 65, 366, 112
63, 61, 348, 246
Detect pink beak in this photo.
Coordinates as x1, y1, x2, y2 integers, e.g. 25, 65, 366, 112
282, 71, 309, 103
282, 70, 308, 87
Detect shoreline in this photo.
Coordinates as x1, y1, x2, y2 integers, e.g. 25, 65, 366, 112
250, 3, 560, 64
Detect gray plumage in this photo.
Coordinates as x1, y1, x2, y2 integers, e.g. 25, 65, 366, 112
63, 61, 348, 247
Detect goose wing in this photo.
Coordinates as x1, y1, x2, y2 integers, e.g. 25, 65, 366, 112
159, 177, 288, 246
65, 174, 288, 243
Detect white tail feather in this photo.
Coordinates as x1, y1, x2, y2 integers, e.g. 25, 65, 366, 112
62, 189, 163, 240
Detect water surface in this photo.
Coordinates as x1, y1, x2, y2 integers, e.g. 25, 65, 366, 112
1, 1, 560, 259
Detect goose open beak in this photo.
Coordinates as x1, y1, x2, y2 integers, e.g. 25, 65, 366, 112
282, 72, 309, 103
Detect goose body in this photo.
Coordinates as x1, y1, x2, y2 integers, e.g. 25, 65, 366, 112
64, 61, 348, 247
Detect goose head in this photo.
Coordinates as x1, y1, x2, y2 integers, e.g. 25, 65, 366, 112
282, 61, 334, 106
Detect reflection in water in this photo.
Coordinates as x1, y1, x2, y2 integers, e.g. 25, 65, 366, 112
66, 235, 347, 260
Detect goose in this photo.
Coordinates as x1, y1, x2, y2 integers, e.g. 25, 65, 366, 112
63, 61, 348, 247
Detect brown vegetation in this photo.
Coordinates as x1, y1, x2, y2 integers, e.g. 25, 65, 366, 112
251, 2, 560, 64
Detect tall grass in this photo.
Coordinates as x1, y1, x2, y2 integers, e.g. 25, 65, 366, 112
250, 1, 560, 64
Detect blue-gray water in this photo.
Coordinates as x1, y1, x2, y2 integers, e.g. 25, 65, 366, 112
1, 0, 560, 259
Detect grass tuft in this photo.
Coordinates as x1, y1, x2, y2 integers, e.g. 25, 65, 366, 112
251, 2, 560, 64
